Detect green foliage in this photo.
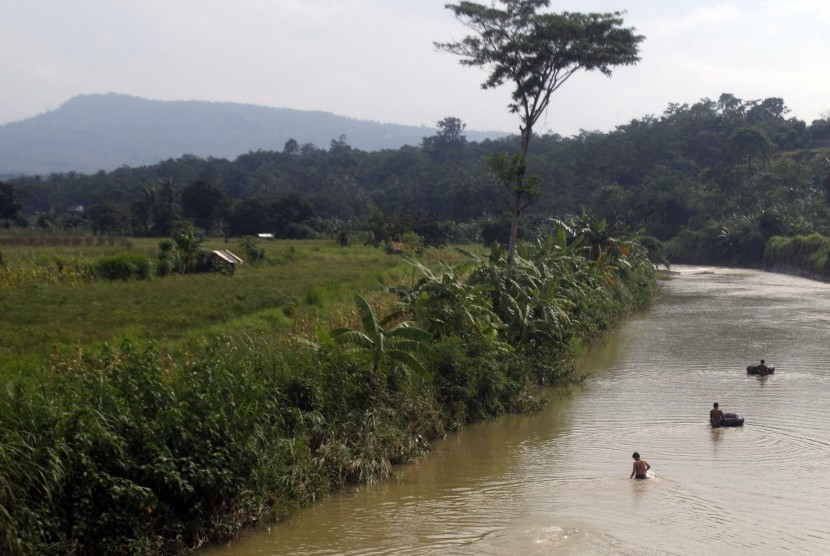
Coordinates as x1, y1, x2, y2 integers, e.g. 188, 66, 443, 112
399, 232, 424, 254
180, 180, 225, 233
239, 239, 266, 265
304, 286, 325, 307
171, 222, 206, 273
227, 194, 316, 238
398, 256, 503, 340
427, 335, 520, 425
0, 237, 657, 554
155, 255, 175, 276
86, 200, 132, 235
665, 213, 774, 267
421, 117, 468, 162
331, 295, 432, 377
6, 89, 830, 283
728, 126, 774, 170
0, 181, 23, 222
94, 253, 155, 280
765, 233, 830, 276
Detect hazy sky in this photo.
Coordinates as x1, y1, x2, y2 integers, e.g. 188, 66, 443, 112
2, 0, 829, 136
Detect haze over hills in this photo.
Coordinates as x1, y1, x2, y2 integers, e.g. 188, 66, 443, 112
0, 93, 509, 176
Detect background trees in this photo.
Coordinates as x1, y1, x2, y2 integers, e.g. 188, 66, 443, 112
421, 117, 468, 162
728, 126, 774, 172
181, 180, 225, 234
86, 200, 132, 235
0, 181, 23, 225
225, 194, 316, 238
2, 90, 829, 269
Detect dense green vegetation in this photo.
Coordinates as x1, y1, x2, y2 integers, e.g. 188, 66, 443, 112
0, 218, 657, 554
764, 233, 830, 278
2, 93, 829, 277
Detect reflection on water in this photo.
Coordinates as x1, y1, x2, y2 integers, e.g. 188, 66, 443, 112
203, 267, 830, 555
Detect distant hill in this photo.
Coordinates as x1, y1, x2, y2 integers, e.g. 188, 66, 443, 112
0, 93, 508, 175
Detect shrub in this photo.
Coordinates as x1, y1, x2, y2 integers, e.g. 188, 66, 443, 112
765, 233, 830, 277
134, 257, 155, 279
157, 250, 182, 274
400, 232, 425, 254
241, 239, 266, 265
304, 287, 325, 307
94, 253, 154, 281
155, 258, 173, 277
337, 230, 349, 247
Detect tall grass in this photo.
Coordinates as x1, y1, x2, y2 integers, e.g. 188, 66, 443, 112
765, 233, 830, 278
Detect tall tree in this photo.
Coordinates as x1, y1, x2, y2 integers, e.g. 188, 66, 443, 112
422, 116, 469, 161
0, 181, 23, 223
181, 180, 225, 233
86, 200, 132, 235
728, 126, 774, 173
153, 178, 181, 236
436, 0, 643, 263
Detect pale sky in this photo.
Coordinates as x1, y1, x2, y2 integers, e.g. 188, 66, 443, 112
1, 0, 829, 136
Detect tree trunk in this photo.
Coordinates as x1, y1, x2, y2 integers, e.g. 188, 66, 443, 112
506, 126, 532, 265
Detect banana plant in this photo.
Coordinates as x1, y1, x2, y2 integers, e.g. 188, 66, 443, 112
395, 257, 503, 340
553, 210, 634, 285
331, 295, 431, 376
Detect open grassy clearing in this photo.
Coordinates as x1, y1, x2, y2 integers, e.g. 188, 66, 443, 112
0, 239, 414, 373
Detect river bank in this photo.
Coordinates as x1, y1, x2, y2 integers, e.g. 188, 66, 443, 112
200, 266, 830, 555
0, 236, 657, 554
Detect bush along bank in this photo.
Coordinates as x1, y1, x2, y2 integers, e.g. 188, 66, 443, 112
764, 232, 830, 280
0, 222, 658, 554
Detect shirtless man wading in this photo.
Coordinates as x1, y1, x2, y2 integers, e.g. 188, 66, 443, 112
630, 452, 651, 479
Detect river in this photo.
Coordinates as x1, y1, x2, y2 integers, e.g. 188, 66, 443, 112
203, 266, 830, 554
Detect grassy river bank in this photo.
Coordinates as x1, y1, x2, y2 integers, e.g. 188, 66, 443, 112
0, 234, 658, 554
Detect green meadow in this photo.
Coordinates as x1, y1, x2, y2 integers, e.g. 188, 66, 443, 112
0, 238, 411, 373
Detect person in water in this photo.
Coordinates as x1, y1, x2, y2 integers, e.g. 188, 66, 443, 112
757, 359, 769, 374
630, 452, 651, 479
710, 402, 724, 427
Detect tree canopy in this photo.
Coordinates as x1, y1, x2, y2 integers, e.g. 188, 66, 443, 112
0, 181, 23, 222
5, 92, 830, 271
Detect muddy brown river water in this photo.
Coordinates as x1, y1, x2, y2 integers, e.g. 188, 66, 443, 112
203, 266, 830, 554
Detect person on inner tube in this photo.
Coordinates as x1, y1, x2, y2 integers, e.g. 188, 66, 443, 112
757, 359, 769, 374
710, 402, 724, 427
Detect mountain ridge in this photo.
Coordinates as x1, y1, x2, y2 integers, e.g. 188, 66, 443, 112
0, 93, 508, 175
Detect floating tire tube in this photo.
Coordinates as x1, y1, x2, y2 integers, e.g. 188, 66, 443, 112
747, 365, 775, 374
712, 415, 745, 427
722, 415, 744, 427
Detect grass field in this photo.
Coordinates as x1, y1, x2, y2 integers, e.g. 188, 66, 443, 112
0, 237, 418, 373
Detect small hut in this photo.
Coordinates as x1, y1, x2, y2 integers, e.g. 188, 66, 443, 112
209, 249, 243, 274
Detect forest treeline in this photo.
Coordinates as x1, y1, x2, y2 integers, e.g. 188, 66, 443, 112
2, 92, 830, 270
